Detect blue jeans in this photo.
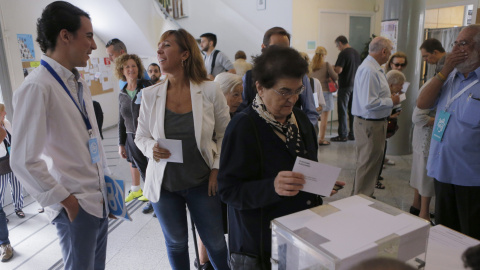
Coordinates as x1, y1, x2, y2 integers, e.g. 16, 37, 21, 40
0, 206, 9, 245
152, 182, 229, 270
53, 206, 108, 270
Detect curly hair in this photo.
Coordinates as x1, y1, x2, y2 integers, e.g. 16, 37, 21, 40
114, 54, 145, 81
159, 29, 208, 84
36, 1, 90, 53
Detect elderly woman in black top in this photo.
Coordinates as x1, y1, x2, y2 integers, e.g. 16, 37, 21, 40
115, 54, 152, 203
218, 46, 344, 269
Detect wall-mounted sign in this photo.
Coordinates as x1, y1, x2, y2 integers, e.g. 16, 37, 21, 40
257, 0, 266, 10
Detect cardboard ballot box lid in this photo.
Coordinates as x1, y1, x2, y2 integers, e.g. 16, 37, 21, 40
272, 195, 430, 265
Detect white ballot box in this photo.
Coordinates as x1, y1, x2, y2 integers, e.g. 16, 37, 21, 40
271, 195, 430, 270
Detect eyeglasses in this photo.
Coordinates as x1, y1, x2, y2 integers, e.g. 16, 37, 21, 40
451, 40, 470, 48
392, 63, 406, 67
272, 85, 305, 97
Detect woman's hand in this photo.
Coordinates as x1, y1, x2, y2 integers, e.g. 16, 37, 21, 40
330, 181, 346, 196
208, 169, 219, 196
274, 171, 305, 196
118, 145, 127, 159
390, 112, 401, 118
316, 106, 323, 113
152, 143, 171, 162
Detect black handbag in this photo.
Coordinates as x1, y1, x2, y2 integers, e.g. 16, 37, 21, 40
0, 130, 12, 175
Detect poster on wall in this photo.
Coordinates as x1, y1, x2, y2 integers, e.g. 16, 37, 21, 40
257, 0, 266, 10
17, 34, 35, 62
380, 20, 398, 53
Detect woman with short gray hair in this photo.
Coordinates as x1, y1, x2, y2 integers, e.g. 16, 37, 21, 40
214, 73, 243, 114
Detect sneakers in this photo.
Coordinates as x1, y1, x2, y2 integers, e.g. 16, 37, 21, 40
142, 202, 154, 214
1, 244, 13, 262
386, 159, 395, 165
137, 195, 149, 202
125, 189, 144, 203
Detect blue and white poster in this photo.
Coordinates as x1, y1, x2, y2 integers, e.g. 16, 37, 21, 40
17, 34, 35, 62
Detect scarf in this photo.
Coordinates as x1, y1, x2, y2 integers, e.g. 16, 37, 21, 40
252, 94, 306, 157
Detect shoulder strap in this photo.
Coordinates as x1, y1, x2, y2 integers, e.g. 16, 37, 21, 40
309, 77, 315, 93
211, 50, 220, 75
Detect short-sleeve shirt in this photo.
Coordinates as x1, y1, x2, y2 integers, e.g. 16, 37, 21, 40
335, 47, 361, 88
204, 50, 234, 77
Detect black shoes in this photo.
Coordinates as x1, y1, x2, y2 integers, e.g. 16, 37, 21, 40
331, 136, 347, 142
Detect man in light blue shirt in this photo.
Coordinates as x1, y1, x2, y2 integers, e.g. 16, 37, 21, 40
417, 25, 480, 240
351, 37, 400, 197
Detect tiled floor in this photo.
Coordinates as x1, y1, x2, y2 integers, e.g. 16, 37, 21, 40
2, 123, 427, 270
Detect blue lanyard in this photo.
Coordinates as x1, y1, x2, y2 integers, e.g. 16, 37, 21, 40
41, 60, 92, 131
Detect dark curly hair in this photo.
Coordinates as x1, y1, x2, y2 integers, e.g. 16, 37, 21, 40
36, 1, 90, 53
252, 46, 308, 89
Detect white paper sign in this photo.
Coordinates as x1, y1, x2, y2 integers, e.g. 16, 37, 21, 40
399, 93, 406, 102
157, 138, 183, 163
292, 157, 341, 197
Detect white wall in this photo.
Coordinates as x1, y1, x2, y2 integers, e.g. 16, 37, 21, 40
292, 0, 381, 56
179, 0, 292, 64
0, 0, 119, 128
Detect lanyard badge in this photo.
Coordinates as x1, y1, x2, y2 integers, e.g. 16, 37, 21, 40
41, 60, 99, 164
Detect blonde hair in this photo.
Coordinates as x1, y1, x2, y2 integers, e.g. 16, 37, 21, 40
159, 29, 208, 85
214, 73, 242, 95
299, 52, 312, 76
311, 46, 326, 72
114, 54, 145, 81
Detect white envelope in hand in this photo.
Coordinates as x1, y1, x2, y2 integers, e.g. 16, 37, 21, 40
157, 138, 183, 163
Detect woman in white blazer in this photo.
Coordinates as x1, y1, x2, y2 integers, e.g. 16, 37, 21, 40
135, 29, 230, 270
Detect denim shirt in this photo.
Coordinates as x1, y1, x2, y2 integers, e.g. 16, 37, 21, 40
427, 66, 480, 186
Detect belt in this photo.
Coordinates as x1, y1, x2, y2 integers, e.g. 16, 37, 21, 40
356, 116, 387, 121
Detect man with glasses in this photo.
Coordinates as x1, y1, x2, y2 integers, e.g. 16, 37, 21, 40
351, 37, 400, 197
420, 38, 447, 75
417, 25, 480, 240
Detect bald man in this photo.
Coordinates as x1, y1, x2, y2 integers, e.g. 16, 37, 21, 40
351, 37, 400, 197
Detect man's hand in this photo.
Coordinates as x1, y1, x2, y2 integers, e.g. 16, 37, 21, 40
208, 169, 219, 196
60, 194, 80, 222
206, 74, 215, 80
274, 171, 305, 196
441, 49, 468, 76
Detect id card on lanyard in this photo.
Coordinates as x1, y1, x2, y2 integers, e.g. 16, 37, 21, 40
41, 60, 100, 164
432, 78, 479, 142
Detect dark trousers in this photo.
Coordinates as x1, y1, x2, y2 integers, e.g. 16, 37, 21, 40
434, 179, 480, 240
337, 86, 354, 137
125, 133, 148, 181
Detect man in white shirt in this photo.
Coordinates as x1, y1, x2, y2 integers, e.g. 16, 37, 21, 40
200, 33, 236, 79
11, 2, 111, 269
351, 37, 400, 197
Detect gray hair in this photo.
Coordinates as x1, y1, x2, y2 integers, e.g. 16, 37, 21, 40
386, 70, 406, 85
369, 37, 392, 53
463, 24, 480, 50
214, 73, 243, 95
